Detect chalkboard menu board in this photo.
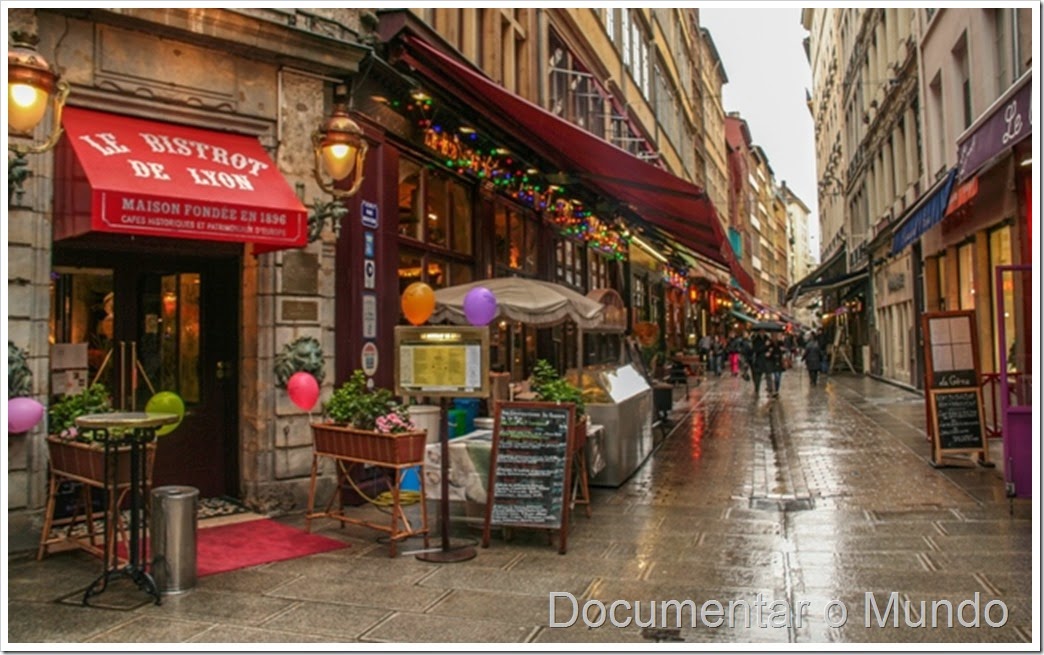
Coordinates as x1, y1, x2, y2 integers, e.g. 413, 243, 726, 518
482, 402, 575, 554
931, 389, 985, 451
920, 310, 988, 465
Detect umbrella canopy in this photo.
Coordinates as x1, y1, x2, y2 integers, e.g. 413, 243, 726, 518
752, 321, 786, 332
431, 277, 606, 329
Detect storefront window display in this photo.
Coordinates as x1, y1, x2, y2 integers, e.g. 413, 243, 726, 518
957, 241, 976, 311
397, 157, 475, 293
989, 225, 1017, 372
494, 202, 540, 275
49, 269, 201, 406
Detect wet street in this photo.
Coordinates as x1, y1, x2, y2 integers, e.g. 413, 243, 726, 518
6, 372, 1033, 645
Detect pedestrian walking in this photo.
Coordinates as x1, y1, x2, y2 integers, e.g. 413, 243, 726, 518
727, 333, 743, 376
765, 335, 785, 398
803, 338, 823, 386
709, 336, 724, 377
750, 331, 769, 395
738, 334, 753, 381
698, 333, 712, 373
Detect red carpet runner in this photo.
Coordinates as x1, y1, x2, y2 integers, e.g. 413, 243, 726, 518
195, 518, 348, 577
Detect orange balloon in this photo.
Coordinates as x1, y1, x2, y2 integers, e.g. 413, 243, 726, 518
401, 282, 435, 326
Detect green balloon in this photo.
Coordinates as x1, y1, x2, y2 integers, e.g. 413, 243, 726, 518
145, 391, 185, 436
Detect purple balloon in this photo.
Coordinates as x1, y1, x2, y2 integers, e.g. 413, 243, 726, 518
463, 286, 498, 326
8, 397, 45, 434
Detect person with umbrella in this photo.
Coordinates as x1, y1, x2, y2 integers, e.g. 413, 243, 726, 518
803, 336, 824, 387
750, 329, 770, 396
764, 334, 785, 398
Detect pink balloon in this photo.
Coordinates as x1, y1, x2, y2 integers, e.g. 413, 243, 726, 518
8, 397, 45, 434
287, 372, 320, 411
463, 286, 498, 326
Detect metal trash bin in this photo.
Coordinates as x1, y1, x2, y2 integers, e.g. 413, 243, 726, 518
150, 485, 198, 594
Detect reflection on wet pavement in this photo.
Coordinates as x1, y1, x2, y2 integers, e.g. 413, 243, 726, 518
7, 373, 1032, 644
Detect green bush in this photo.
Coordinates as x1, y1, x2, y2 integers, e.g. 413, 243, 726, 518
530, 359, 585, 416
324, 370, 401, 431
47, 384, 113, 440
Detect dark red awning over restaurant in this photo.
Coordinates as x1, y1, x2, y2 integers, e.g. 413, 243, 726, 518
55, 107, 307, 250
396, 35, 754, 294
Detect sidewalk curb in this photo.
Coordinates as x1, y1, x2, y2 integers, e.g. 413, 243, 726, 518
867, 373, 923, 396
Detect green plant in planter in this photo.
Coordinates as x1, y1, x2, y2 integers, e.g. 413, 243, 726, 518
530, 359, 585, 416
47, 383, 114, 441
323, 370, 407, 432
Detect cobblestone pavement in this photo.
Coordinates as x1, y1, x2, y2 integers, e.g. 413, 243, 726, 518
6, 372, 1034, 646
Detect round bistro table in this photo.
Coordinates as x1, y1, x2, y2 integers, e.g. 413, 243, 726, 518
74, 412, 178, 606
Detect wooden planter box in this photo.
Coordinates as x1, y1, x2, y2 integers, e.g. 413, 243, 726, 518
45, 435, 156, 488
310, 423, 426, 468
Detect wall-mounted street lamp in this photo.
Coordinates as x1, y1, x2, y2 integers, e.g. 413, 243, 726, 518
8, 31, 69, 155
307, 84, 368, 241
312, 83, 368, 200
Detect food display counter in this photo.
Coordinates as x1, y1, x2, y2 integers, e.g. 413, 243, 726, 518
572, 364, 654, 487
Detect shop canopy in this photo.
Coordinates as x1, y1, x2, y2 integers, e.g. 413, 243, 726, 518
394, 34, 755, 295
431, 277, 607, 329
54, 106, 307, 251
890, 167, 957, 256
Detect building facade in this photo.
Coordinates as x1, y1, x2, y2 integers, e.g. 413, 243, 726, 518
915, 8, 1032, 391
7, 8, 372, 536
780, 182, 817, 327
801, 7, 1032, 392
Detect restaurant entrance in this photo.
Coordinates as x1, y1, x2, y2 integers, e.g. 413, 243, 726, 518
51, 240, 240, 498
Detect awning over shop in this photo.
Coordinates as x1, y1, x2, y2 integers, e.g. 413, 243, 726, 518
55, 106, 307, 250
730, 309, 757, 324
890, 167, 957, 256
394, 34, 754, 294
794, 267, 869, 296
786, 247, 845, 302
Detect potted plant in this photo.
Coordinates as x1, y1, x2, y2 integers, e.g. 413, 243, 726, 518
39, 383, 155, 560
45, 383, 129, 484
529, 359, 587, 450
311, 370, 427, 466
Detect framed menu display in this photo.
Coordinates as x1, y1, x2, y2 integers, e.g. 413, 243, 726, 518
394, 326, 489, 398
921, 311, 988, 466
482, 402, 576, 554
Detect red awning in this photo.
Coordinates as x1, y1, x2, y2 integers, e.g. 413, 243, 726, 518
396, 36, 754, 294
55, 107, 307, 250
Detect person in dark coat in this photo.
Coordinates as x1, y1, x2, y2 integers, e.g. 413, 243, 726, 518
764, 335, 785, 397
750, 331, 770, 395
803, 339, 823, 386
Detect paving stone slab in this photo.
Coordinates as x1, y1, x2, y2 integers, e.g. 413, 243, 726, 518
360, 610, 535, 643
257, 600, 391, 640
268, 577, 448, 612
85, 616, 215, 643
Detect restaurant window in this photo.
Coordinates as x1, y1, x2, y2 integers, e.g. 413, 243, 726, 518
397, 156, 475, 292
555, 238, 585, 290
50, 268, 116, 394
49, 269, 201, 405
494, 201, 540, 276
989, 225, 1015, 371
632, 274, 649, 322
590, 252, 607, 290
957, 241, 975, 310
